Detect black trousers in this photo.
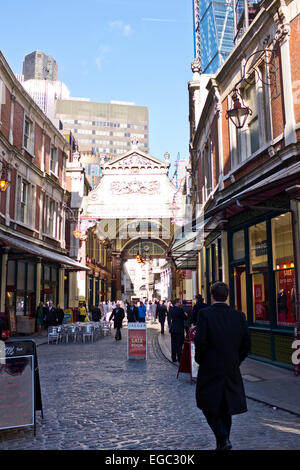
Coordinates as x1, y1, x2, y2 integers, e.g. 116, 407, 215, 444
202, 393, 232, 440
159, 320, 165, 334
171, 333, 184, 362
115, 328, 122, 340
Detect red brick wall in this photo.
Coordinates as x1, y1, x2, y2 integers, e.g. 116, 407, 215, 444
34, 123, 43, 169
35, 186, 40, 231
211, 115, 219, 187
58, 148, 63, 186
270, 49, 285, 139
0, 189, 6, 214
222, 98, 231, 176
1, 86, 11, 140
13, 101, 24, 150
290, 14, 300, 125
9, 168, 16, 219
44, 134, 50, 173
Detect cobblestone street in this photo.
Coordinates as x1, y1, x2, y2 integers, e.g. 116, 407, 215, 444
0, 325, 299, 451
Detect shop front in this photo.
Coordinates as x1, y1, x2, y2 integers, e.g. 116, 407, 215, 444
228, 210, 295, 369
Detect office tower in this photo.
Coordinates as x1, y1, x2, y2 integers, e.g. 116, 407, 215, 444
55, 99, 149, 188
192, 0, 235, 74
22, 51, 58, 81
16, 75, 70, 121
17, 52, 70, 122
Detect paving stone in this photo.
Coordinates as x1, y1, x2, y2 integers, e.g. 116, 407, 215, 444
0, 326, 299, 450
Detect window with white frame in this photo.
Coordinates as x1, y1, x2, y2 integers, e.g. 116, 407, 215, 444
45, 196, 58, 238
23, 117, 33, 153
201, 140, 213, 202
50, 146, 58, 175
17, 176, 36, 226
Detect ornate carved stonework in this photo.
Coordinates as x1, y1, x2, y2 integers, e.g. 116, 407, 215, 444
111, 180, 160, 195
112, 154, 158, 168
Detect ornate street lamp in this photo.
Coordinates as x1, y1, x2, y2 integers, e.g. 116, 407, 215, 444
226, 89, 252, 129
0, 160, 10, 192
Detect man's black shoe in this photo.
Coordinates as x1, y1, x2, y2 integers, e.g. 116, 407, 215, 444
215, 438, 232, 451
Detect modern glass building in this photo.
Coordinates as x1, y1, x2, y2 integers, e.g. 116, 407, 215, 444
193, 0, 235, 74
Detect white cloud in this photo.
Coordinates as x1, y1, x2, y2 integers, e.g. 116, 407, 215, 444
142, 18, 177, 23
95, 44, 111, 71
108, 20, 133, 36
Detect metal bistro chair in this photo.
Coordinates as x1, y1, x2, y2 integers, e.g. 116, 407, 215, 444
82, 323, 94, 343
101, 321, 111, 337
64, 325, 79, 343
92, 322, 101, 341
48, 326, 61, 344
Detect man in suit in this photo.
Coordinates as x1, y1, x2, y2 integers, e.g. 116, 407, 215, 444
127, 301, 139, 323
194, 282, 250, 451
157, 300, 167, 334
169, 299, 187, 363
91, 304, 102, 322
191, 294, 208, 326
109, 302, 125, 340
44, 300, 58, 327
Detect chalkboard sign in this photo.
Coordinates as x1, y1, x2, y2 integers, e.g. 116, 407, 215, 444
0, 340, 43, 435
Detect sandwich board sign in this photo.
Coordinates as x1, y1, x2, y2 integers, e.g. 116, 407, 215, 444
127, 322, 147, 360
0, 340, 43, 435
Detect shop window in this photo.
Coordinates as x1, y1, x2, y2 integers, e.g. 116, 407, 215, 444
272, 213, 295, 327
232, 230, 245, 260
249, 222, 269, 323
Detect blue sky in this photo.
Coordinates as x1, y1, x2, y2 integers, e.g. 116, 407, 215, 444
0, 0, 194, 173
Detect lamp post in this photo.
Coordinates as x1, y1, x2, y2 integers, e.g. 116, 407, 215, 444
226, 89, 252, 129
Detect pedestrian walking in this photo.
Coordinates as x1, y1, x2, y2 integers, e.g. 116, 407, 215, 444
56, 304, 65, 325
157, 300, 167, 334
109, 302, 125, 340
194, 281, 250, 451
169, 299, 187, 363
78, 302, 88, 322
91, 304, 101, 322
44, 300, 58, 327
36, 301, 44, 335
167, 300, 172, 330
149, 301, 157, 323
182, 300, 192, 335
138, 301, 146, 323
191, 294, 208, 326
127, 301, 139, 322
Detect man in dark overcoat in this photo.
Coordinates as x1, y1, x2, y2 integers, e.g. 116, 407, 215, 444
157, 300, 167, 334
127, 301, 139, 323
109, 302, 125, 341
169, 299, 187, 362
44, 300, 58, 328
194, 282, 250, 451
191, 294, 208, 326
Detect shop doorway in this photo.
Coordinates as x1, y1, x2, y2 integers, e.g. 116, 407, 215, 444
233, 264, 247, 318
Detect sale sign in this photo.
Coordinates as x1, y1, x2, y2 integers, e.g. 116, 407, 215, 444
127, 323, 147, 360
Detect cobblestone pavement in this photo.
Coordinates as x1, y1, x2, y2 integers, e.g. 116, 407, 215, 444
0, 325, 299, 451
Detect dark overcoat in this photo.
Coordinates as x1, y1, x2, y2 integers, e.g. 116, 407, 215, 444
191, 300, 208, 326
127, 305, 139, 322
194, 303, 250, 416
169, 306, 186, 334
157, 304, 167, 323
109, 308, 125, 329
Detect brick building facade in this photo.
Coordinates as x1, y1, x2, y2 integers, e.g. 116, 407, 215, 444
0, 51, 88, 335
184, 0, 300, 368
